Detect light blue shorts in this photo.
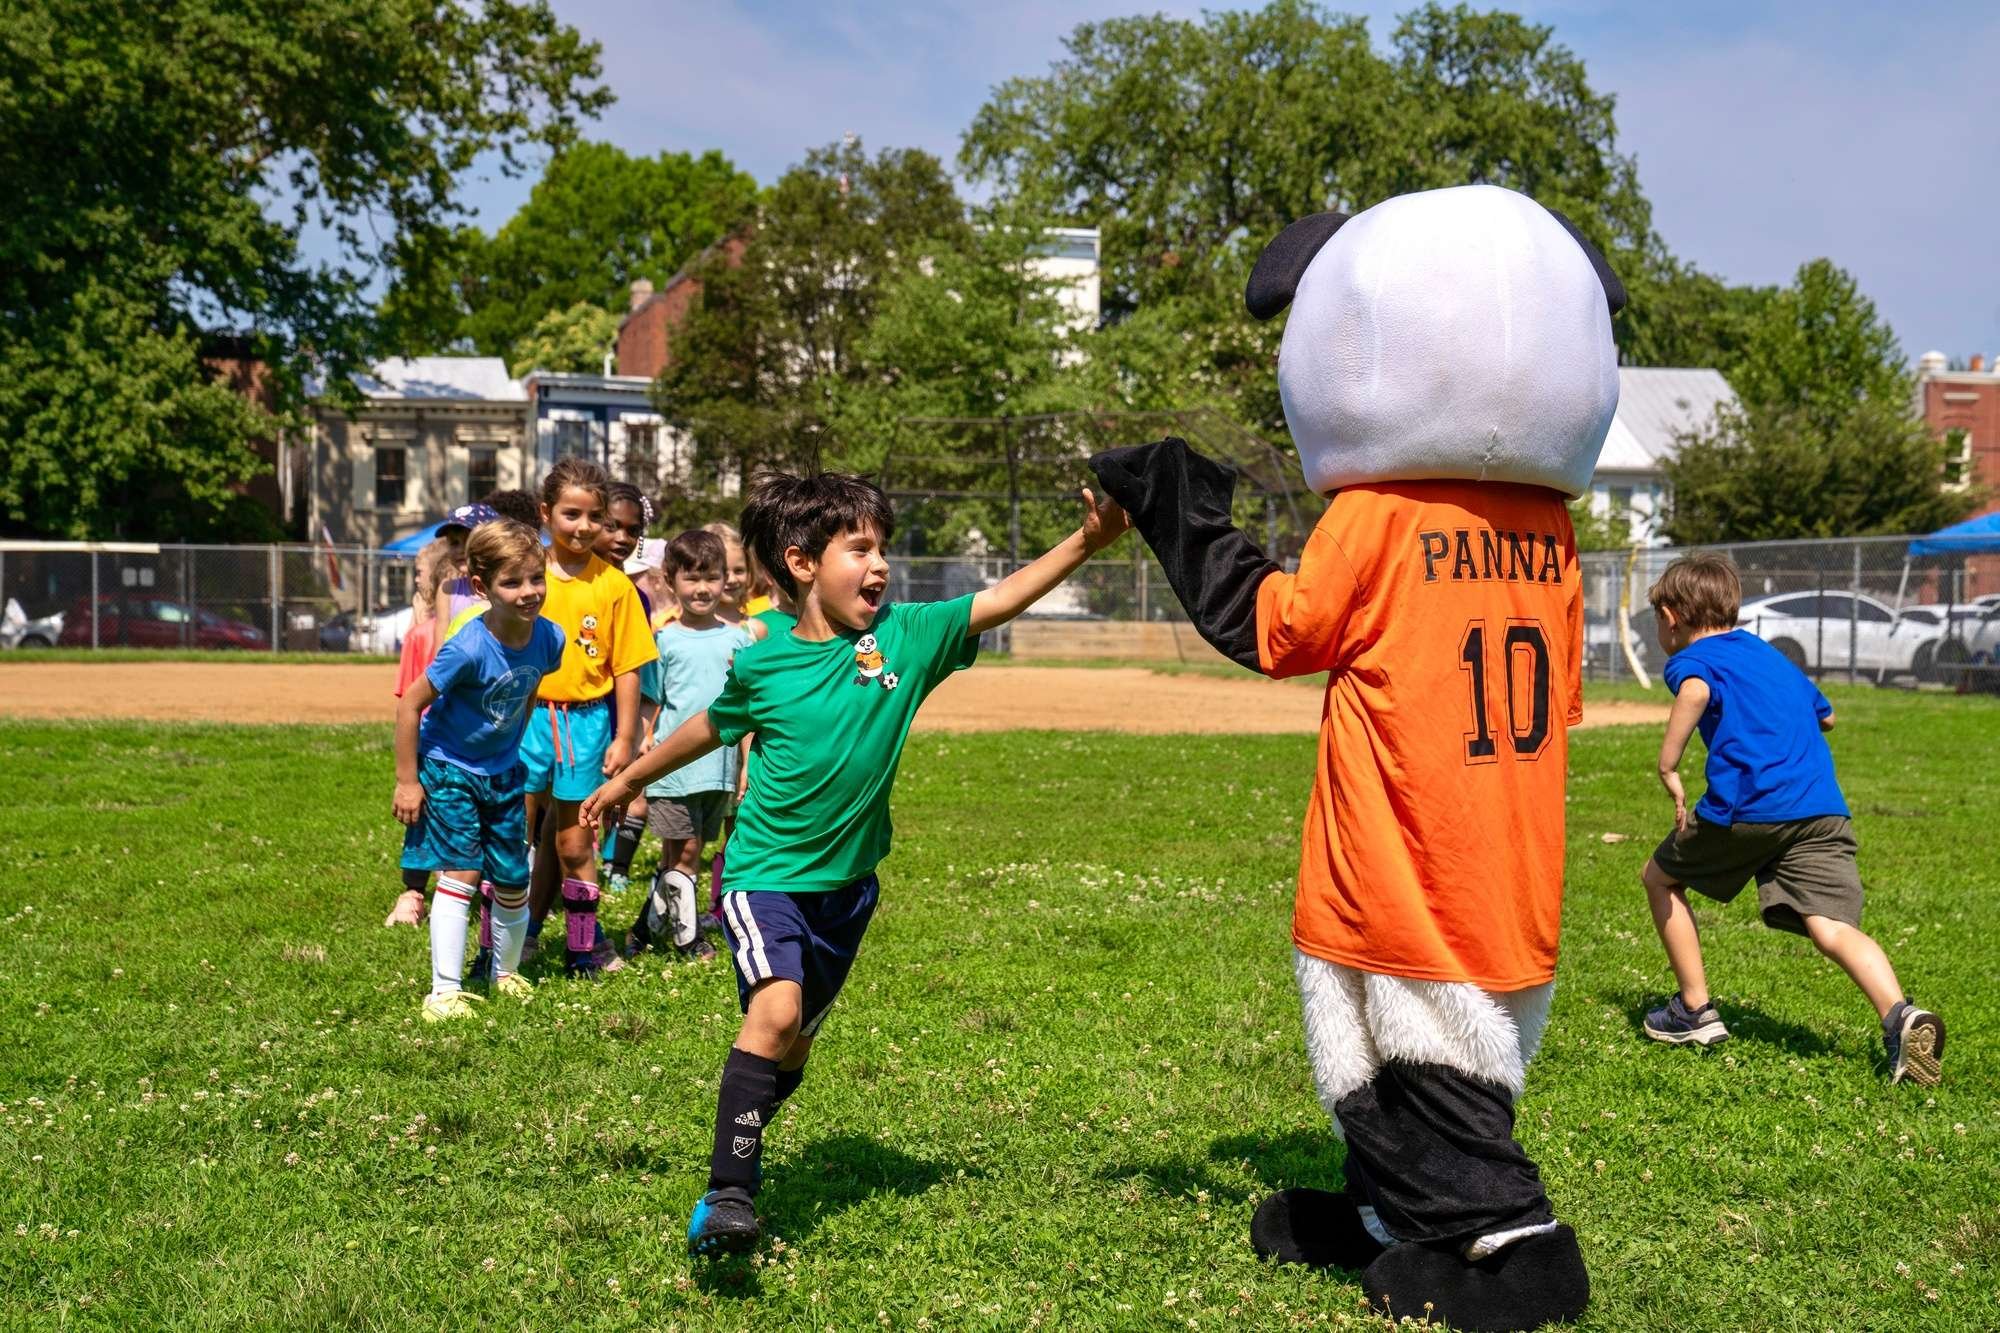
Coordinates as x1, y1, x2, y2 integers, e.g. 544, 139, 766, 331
400, 757, 529, 885
519, 697, 613, 802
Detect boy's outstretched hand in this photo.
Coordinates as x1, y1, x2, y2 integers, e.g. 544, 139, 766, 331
579, 776, 638, 831
1080, 486, 1131, 554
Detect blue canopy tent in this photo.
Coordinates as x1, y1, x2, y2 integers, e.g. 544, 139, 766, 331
379, 522, 448, 557
1892, 511, 2000, 623
1905, 510, 2000, 558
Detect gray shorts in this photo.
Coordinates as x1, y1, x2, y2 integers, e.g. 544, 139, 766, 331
647, 790, 730, 844
1650, 814, 1863, 935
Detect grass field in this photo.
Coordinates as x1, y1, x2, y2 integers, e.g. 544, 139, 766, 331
2, 686, 1995, 1330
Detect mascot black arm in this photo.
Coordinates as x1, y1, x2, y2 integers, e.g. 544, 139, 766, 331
1089, 438, 1281, 673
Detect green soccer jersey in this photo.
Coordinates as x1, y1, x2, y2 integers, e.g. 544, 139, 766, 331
708, 594, 978, 894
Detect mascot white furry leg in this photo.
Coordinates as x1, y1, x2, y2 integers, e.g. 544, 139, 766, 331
1092, 184, 1621, 1331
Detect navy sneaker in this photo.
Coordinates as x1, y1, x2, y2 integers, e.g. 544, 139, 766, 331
1884, 1002, 1944, 1085
677, 935, 718, 963
687, 1187, 760, 1256
467, 947, 495, 988
1643, 993, 1729, 1046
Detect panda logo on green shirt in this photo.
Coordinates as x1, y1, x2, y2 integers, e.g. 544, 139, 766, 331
853, 633, 898, 689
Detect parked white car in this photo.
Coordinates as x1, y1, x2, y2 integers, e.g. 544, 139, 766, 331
1938, 601, 2000, 687
1736, 591, 1940, 679
347, 606, 414, 656
0, 598, 64, 649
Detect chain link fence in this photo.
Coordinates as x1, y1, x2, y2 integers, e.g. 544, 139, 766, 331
1, 542, 404, 653
8, 533, 1998, 688
1580, 536, 2000, 689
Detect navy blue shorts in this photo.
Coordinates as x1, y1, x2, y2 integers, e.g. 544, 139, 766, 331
720, 876, 879, 1037
400, 756, 530, 886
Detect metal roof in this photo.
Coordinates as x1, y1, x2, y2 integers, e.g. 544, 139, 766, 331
349, 357, 526, 402
1596, 368, 1738, 473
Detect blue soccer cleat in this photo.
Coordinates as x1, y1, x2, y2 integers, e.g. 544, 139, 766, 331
687, 1187, 760, 1257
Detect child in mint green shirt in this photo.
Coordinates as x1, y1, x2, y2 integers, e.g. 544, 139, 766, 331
585, 469, 1128, 1258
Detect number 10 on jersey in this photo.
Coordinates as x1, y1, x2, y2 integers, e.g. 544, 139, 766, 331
1458, 619, 1552, 764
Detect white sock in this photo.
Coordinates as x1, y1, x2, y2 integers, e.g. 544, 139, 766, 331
491, 886, 530, 977
657, 869, 698, 948
1464, 1219, 1559, 1260
429, 877, 476, 995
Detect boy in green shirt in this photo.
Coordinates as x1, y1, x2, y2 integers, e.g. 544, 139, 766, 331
584, 470, 1129, 1256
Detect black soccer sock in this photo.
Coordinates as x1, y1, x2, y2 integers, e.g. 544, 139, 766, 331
772, 1062, 806, 1110
708, 1047, 780, 1194
608, 814, 645, 876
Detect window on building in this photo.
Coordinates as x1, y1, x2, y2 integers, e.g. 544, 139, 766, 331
625, 422, 659, 489
375, 447, 406, 509
554, 418, 593, 459
468, 446, 498, 498
1608, 485, 1633, 514
1943, 429, 1972, 487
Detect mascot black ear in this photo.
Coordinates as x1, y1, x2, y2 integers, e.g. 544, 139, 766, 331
1544, 208, 1628, 317
1245, 212, 1349, 321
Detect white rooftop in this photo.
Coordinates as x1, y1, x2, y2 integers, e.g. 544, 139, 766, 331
1597, 367, 1737, 473
350, 357, 526, 402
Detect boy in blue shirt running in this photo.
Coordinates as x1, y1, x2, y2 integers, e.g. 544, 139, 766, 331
1638, 554, 1943, 1084
394, 521, 566, 1022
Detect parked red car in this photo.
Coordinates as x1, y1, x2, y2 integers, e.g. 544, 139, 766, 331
58, 597, 268, 650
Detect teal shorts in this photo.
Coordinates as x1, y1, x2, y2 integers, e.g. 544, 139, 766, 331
400, 756, 529, 885
519, 697, 613, 802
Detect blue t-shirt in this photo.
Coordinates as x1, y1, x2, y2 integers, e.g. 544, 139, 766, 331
647, 620, 755, 798
1663, 629, 1848, 826
420, 617, 567, 775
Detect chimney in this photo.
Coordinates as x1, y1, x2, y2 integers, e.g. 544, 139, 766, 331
1972, 353, 1987, 373
628, 278, 654, 312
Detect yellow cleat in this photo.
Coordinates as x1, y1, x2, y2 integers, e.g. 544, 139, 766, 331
492, 972, 535, 1003
421, 990, 484, 1023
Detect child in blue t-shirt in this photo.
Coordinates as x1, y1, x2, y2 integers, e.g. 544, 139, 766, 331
1637, 554, 1943, 1084
625, 529, 753, 963
394, 521, 566, 1022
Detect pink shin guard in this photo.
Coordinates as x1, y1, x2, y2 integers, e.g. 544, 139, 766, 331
561, 877, 598, 952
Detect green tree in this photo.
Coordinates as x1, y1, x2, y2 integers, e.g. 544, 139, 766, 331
1660, 260, 1978, 544
434, 142, 756, 358
0, 0, 608, 539
506, 301, 622, 377
1568, 497, 1633, 552
961, 2, 1659, 436
655, 138, 966, 489
833, 212, 1100, 552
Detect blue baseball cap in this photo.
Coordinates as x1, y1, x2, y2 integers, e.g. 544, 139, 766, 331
439, 502, 500, 533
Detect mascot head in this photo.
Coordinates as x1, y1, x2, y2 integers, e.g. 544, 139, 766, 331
1247, 184, 1625, 498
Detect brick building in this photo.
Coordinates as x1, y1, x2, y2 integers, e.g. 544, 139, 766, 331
1916, 350, 2000, 517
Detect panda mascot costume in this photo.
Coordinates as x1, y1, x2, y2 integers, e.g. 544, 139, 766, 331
1091, 185, 1623, 1332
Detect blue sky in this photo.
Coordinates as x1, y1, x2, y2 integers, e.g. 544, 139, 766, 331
430, 0, 2000, 363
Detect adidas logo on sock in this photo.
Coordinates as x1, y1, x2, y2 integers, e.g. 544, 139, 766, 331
734, 1109, 762, 1127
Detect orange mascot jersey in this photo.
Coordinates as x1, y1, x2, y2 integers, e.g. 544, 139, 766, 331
1257, 479, 1583, 991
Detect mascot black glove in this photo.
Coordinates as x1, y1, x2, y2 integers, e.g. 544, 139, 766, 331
1089, 438, 1280, 673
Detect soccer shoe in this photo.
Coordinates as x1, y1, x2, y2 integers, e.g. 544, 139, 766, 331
467, 947, 495, 987
1886, 1004, 1945, 1085
519, 932, 541, 967
384, 889, 425, 928
625, 911, 657, 958
1361, 1223, 1589, 1332
420, 990, 484, 1023
687, 1187, 760, 1257
492, 972, 535, 1003
602, 870, 630, 896
1642, 993, 1729, 1046
1251, 1187, 1387, 1271
565, 948, 626, 978
677, 936, 719, 963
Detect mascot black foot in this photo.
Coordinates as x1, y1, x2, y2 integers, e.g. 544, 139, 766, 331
1250, 1188, 1385, 1271
1093, 184, 1627, 1333
1362, 1226, 1589, 1332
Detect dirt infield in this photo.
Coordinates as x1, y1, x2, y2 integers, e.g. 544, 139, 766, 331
0, 661, 1668, 733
